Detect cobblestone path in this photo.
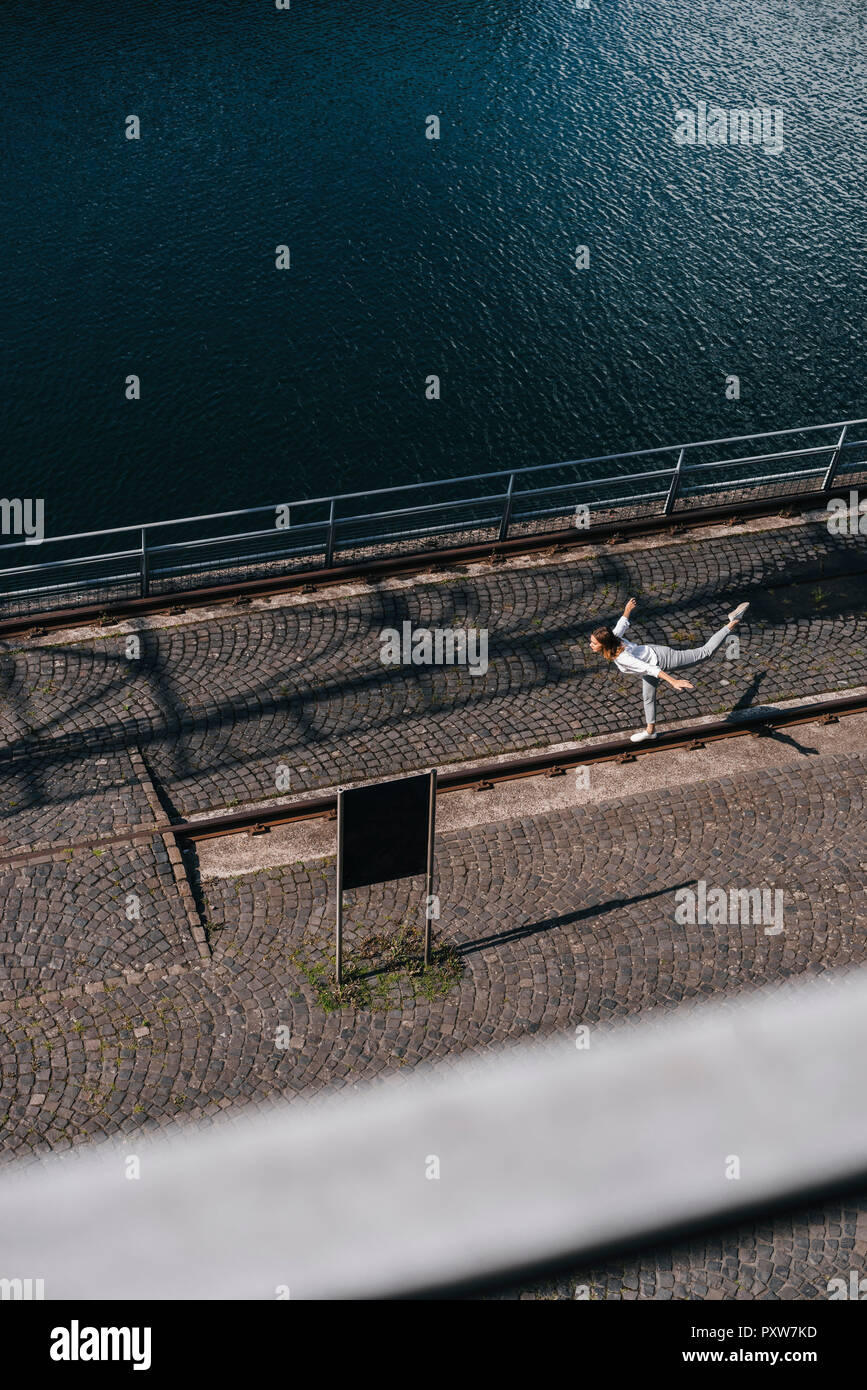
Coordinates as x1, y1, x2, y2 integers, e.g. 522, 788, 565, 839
1, 751, 865, 1298
0, 521, 865, 829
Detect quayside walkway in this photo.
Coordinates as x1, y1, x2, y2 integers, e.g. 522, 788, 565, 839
1, 745, 866, 1296
0, 505, 865, 1299
0, 508, 865, 834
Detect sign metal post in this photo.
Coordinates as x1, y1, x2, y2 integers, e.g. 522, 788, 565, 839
336, 790, 345, 987
424, 769, 437, 967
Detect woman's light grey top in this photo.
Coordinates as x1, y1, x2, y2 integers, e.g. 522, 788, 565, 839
612, 615, 662, 677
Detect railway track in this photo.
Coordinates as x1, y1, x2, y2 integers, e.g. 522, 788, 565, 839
2, 690, 864, 868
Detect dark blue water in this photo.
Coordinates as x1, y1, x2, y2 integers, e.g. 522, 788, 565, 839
3, 0, 866, 535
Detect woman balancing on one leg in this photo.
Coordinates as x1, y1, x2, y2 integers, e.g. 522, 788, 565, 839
589, 596, 750, 743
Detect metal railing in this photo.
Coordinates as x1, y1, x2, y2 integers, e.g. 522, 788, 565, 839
2, 416, 866, 619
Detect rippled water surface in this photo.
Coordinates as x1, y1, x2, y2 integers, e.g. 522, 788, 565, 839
3, 0, 866, 532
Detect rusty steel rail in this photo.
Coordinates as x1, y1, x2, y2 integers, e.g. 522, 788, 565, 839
2, 414, 866, 636
165, 690, 867, 841
2, 691, 863, 870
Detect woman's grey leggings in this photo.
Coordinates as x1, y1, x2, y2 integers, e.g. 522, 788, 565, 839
641, 624, 731, 725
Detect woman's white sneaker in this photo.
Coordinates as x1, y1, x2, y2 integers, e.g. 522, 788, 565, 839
630, 729, 657, 743
728, 601, 750, 623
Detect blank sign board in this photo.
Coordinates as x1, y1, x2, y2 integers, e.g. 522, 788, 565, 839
339, 773, 432, 890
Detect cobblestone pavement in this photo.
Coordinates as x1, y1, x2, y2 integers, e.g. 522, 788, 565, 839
1, 517, 865, 1297
1, 752, 865, 1296
0, 837, 197, 1004
501, 1202, 867, 1300
0, 750, 154, 856
0, 520, 865, 829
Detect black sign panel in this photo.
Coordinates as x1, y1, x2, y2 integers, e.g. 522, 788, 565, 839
340, 773, 432, 890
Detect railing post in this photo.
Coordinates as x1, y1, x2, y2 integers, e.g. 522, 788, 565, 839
140, 527, 149, 597
498, 473, 515, 543
663, 448, 685, 516
821, 425, 848, 492
324, 499, 336, 569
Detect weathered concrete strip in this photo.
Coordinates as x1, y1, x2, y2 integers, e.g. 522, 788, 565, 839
195, 698, 867, 876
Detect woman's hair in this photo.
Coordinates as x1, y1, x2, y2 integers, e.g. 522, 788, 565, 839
591, 625, 622, 661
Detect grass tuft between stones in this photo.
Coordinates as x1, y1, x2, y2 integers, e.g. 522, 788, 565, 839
290, 922, 464, 1014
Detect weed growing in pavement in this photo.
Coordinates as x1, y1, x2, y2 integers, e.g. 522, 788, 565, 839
290, 921, 463, 1014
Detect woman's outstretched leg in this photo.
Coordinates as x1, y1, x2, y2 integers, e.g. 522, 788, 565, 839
656, 602, 749, 672
661, 623, 731, 670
